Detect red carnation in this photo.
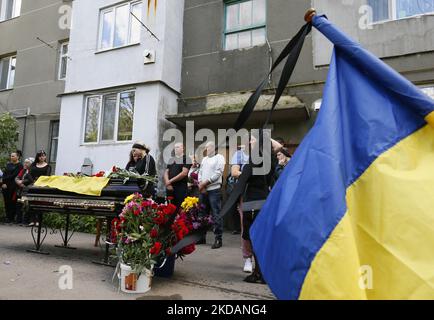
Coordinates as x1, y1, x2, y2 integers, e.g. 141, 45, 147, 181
112, 166, 118, 172
150, 228, 158, 238
150, 242, 162, 255
153, 212, 167, 225
181, 244, 195, 255
165, 248, 172, 256
163, 204, 177, 215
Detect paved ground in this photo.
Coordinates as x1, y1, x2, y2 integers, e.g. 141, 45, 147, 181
0, 224, 274, 300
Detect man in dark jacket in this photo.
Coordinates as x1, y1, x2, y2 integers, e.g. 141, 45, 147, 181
1, 152, 23, 223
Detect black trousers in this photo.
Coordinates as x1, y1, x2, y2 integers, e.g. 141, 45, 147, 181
167, 184, 188, 209
2, 188, 17, 222
242, 210, 258, 241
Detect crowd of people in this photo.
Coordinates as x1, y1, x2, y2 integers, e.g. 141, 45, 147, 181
1, 137, 293, 284
158, 136, 293, 284
0, 150, 51, 226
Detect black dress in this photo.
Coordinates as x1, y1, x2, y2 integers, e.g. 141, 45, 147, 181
29, 164, 52, 184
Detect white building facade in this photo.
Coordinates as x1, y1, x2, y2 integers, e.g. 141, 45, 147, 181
56, 0, 183, 180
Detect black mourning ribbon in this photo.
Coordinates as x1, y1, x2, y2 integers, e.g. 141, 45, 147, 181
168, 22, 312, 255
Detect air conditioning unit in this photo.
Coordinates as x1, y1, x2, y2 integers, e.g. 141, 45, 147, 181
143, 50, 155, 64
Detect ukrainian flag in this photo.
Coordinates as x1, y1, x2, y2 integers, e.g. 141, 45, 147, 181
250, 15, 434, 300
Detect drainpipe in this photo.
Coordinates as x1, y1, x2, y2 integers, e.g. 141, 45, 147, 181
20, 108, 30, 154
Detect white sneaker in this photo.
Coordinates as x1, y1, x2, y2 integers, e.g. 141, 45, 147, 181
243, 258, 253, 273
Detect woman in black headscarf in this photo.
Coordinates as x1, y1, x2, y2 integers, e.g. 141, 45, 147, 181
132, 142, 156, 198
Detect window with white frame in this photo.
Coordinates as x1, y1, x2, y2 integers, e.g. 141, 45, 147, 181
224, 0, 266, 51
49, 121, 59, 163
0, 0, 21, 22
368, 0, 434, 22
58, 42, 69, 80
83, 90, 135, 143
98, 0, 143, 50
0, 55, 16, 90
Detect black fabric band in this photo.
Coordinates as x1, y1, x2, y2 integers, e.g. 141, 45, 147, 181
169, 229, 206, 255
169, 23, 312, 255
220, 22, 312, 220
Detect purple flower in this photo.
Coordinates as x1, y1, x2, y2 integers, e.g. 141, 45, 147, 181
192, 222, 200, 230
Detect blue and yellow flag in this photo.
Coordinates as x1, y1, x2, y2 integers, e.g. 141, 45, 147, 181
250, 15, 434, 300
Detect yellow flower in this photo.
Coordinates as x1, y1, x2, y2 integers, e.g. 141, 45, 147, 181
124, 194, 135, 204
181, 196, 199, 212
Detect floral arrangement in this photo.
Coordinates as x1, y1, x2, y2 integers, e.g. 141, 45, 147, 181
179, 197, 213, 231
168, 197, 214, 259
95, 166, 157, 185
111, 193, 177, 273
112, 194, 213, 274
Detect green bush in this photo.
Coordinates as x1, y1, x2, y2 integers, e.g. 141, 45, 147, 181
0, 113, 19, 169
0, 200, 100, 234
43, 213, 99, 234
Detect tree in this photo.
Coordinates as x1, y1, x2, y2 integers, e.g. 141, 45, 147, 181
0, 113, 19, 170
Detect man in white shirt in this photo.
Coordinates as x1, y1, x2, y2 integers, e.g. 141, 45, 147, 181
198, 141, 226, 249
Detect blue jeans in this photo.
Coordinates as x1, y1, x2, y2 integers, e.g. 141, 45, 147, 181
200, 189, 223, 241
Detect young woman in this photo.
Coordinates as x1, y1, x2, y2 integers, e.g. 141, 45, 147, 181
27, 150, 52, 226
1, 152, 23, 223
242, 134, 282, 284
30, 150, 52, 182
187, 155, 200, 197
274, 147, 291, 181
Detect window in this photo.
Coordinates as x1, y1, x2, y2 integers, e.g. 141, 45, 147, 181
49, 121, 60, 163
0, 0, 21, 22
58, 42, 69, 80
368, 0, 434, 22
224, 0, 266, 50
0, 55, 16, 90
98, 1, 143, 50
421, 86, 434, 100
83, 90, 135, 143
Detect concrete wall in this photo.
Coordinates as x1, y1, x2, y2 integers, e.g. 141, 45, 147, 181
0, 0, 70, 163
56, 0, 183, 185
66, 0, 184, 93
180, 0, 434, 145
180, 0, 325, 144
56, 83, 178, 176
312, 0, 434, 67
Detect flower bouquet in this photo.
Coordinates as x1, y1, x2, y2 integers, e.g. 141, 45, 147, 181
98, 166, 157, 185
168, 197, 214, 259
111, 193, 177, 292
